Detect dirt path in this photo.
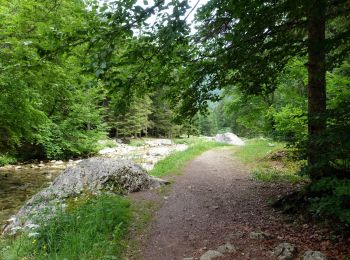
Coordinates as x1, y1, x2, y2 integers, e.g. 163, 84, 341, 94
134, 147, 349, 260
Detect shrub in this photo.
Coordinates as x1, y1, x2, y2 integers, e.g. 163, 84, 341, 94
0, 154, 17, 166
309, 177, 350, 225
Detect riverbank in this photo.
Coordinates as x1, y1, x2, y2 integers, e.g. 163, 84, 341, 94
0, 137, 226, 259
0, 137, 195, 227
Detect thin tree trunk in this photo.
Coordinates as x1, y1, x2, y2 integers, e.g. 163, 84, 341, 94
307, 0, 327, 179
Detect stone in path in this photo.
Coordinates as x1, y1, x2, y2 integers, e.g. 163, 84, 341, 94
216, 242, 236, 254
200, 250, 224, 260
302, 251, 327, 260
273, 242, 297, 260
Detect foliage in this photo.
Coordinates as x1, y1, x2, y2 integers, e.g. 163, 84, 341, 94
193, 0, 350, 179
0, 0, 106, 160
2, 194, 131, 260
324, 60, 350, 173
194, 0, 349, 95
273, 105, 307, 144
113, 94, 153, 138
150, 138, 228, 177
0, 154, 17, 166
309, 177, 350, 225
223, 92, 272, 137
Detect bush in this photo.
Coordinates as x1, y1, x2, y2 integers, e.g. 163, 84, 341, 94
309, 177, 350, 225
0, 154, 17, 166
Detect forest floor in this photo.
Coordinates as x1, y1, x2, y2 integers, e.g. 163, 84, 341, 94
129, 147, 350, 260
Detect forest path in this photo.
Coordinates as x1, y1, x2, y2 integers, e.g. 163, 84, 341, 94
133, 147, 347, 260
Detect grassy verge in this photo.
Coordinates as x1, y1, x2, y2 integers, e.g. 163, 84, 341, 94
122, 200, 160, 259
234, 138, 307, 183
234, 138, 284, 164
150, 138, 228, 177
1, 194, 131, 260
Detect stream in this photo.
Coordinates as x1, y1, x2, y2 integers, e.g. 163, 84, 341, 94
0, 139, 188, 228
0, 161, 74, 227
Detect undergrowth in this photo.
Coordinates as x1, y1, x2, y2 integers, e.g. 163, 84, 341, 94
1, 194, 131, 260
0, 154, 17, 166
252, 167, 305, 183
309, 177, 350, 226
234, 138, 306, 183
240, 140, 350, 227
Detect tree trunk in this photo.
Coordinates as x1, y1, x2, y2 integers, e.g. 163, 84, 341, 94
307, 0, 327, 179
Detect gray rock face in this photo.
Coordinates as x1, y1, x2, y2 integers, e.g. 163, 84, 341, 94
273, 243, 297, 260
3, 158, 166, 234
214, 133, 245, 146
302, 251, 327, 260
200, 250, 224, 260
46, 157, 164, 196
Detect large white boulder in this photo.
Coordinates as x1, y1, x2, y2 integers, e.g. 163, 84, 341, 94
215, 133, 245, 146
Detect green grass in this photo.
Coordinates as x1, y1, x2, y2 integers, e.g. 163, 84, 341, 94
122, 200, 160, 259
150, 139, 228, 177
1, 194, 131, 260
252, 167, 305, 183
234, 138, 306, 183
234, 138, 284, 164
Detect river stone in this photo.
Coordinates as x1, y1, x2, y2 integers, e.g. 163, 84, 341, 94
217, 242, 236, 254
302, 251, 327, 260
272, 242, 297, 260
214, 133, 245, 146
145, 139, 172, 146
249, 231, 272, 240
98, 147, 116, 155
3, 158, 166, 235
200, 250, 224, 260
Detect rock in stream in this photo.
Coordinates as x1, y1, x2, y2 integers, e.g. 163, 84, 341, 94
3, 157, 167, 235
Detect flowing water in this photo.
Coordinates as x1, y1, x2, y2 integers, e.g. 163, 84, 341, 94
0, 161, 73, 228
